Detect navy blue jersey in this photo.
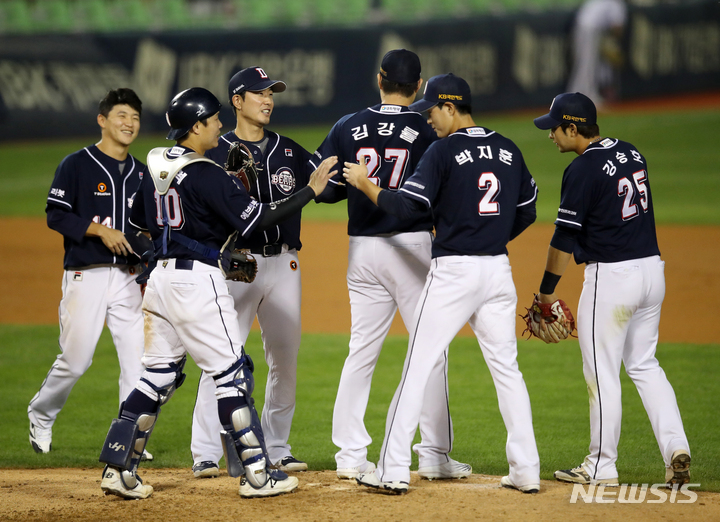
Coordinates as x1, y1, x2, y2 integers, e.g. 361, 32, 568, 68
130, 145, 264, 264
46, 145, 146, 269
311, 103, 436, 236
399, 127, 538, 258
556, 138, 660, 264
207, 130, 313, 251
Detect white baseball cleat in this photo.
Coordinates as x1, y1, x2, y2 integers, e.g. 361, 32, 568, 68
418, 458, 472, 480
554, 465, 619, 486
337, 461, 376, 480
100, 466, 153, 499
141, 449, 153, 461
29, 422, 52, 454
273, 455, 308, 472
666, 449, 691, 487
356, 471, 408, 494
193, 461, 220, 478
238, 475, 299, 498
500, 475, 540, 494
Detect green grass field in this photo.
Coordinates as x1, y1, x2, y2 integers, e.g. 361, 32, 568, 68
1, 107, 718, 491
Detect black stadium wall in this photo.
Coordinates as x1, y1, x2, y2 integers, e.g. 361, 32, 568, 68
0, 1, 718, 141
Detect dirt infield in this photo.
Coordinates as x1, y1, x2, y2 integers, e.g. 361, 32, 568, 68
1, 218, 718, 519
1, 469, 718, 522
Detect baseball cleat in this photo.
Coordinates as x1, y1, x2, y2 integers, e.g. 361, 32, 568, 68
238, 474, 299, 498
337, 461, 376, 480
356, 471, 408, 494
193, 461, 220, 478
101, 466, 153, 500
554, 465, 619, 486
418, 458, 471, 480
273, 455, 308, 472
500, 475, 540, 494
141, 449, 153, 461
666, 450, 691, 487
29, 422, 52, 454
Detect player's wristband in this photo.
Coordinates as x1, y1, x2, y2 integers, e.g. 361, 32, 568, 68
539, 271, 562, 295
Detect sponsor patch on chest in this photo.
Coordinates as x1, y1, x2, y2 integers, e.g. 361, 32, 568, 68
271, 168, 296, 195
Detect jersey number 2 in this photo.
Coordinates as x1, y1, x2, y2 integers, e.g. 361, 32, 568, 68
356, 148, 409, 189
478, 172, 500, 215
618, 170, 648, 221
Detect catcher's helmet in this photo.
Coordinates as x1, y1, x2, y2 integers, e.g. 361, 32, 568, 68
165, 87, 222, 141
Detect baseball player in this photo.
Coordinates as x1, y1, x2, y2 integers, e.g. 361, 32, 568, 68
312, 50, 470, 481
28, 88, 151, 460
532, 92, 691, 487
344, 73, 540, 494
190, 66, 314, 478
98, 87, 337, 499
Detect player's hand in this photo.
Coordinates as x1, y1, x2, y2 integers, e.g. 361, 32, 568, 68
87, 222, 133, 256
307, 156, 338, 196
342, 157, 369, 189
537, 292, 558, 332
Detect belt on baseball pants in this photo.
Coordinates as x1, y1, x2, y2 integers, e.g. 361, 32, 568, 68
250, 244, 288, 257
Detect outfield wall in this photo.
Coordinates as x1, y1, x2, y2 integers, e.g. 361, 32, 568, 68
0, 1, 718, 141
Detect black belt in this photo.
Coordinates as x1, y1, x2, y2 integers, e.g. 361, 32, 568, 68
175, 259, 194, 270
250, 244, 283, 257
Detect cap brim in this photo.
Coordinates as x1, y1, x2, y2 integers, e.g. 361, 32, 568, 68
533, 113, 561, 130
247, 80, 287, 93
408, 98, 437, 113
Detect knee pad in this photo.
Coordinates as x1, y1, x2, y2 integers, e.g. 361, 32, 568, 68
137, 356, 187, 405
100, 403, 158, 472
214, 354, 254, 401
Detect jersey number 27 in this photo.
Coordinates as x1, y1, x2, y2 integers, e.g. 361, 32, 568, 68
356, 148, 409, 189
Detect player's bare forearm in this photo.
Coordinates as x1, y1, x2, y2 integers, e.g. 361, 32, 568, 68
307, 156, 338, 196
86, 222, 132, 256
538, 246, 572, 304
342, 161, 382, 205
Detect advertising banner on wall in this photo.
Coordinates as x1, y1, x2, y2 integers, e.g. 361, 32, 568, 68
0, 1, 717, 141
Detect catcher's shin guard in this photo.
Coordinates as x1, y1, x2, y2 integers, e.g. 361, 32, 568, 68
216, 355, 287, 489
99, 404, 158, 473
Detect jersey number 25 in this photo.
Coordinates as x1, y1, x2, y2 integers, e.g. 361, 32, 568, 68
618, 170, 648, 221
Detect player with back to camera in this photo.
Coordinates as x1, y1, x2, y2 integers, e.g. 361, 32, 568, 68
531, 92, 691, 487
312, 49, 471, 481
28, 88, 153, 461
97, 87, 337, 499
344, 73, 541, 494
190, 66, 314, 478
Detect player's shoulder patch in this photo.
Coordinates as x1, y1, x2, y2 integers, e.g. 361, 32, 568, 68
169, 146, 185, 157
600, 138, 615, 148
379, 105, 402, 114
466, 127, 487, 136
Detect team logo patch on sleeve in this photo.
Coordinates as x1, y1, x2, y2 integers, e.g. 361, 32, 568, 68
271, 168, 296, 195
241, 199, 260, 220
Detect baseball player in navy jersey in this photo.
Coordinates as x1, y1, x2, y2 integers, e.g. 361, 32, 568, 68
97, 87, 337, 499
344, 73, 541, 494
28, 88, 151, 460
312, 50, 470, 481
532, 92, 691, 487
190, 67, 314, 478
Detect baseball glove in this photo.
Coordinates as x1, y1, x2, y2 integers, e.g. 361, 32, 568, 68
226, 250, 257, 283
225, 142, 259, 193
124, 230, 153, 263
521, 295, 576, 344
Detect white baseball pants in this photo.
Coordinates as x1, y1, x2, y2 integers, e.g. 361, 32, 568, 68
376, 255, 540, 487
333, 231, 455, 470
191, 249, 301, 465
28, 266, 145, 429
577, 256, 689, 480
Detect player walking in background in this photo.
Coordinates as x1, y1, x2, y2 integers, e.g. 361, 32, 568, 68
97, 87, 337, 499
312, 50, 470, 481
532, 92, 691, 487
190, 67, 313, 478
28, 88, 150, 460
344, 73, 540, 494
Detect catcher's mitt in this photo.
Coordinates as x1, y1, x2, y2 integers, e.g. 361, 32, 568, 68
226, 250, 257, 283
521, 295, 576, 344
225, 142, 259, 193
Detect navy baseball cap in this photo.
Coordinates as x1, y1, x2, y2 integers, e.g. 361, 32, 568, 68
533, 92, 597, 129
228, 66, 287, 102
408, 73, 471, 113
380, 49, 421, 84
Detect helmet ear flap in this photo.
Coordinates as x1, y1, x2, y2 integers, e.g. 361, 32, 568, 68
166, 87, 222, 141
